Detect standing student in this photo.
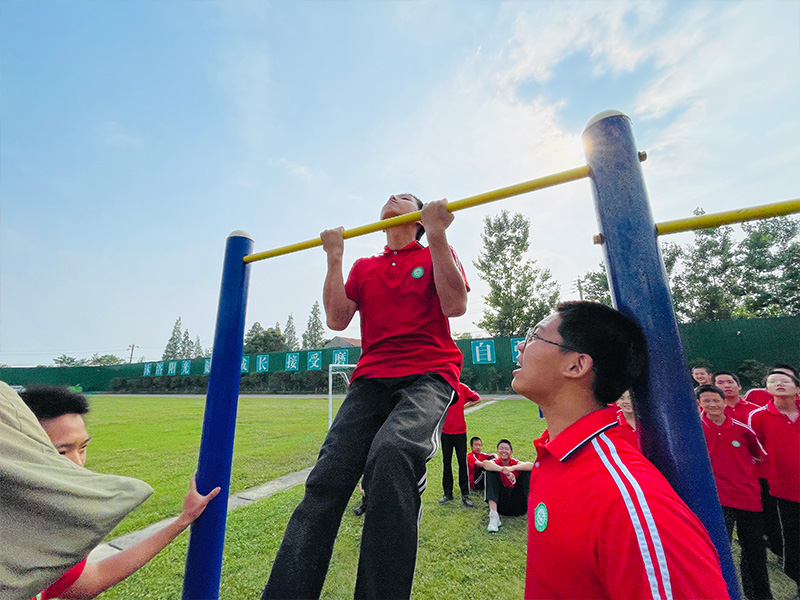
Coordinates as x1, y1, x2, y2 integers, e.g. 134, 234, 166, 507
714, 371, 759, 424
440, 383, 481, 507
614, 389, 639, 450
692, 364, 714, 388
744, 364, 798, 407
748, 371, 800, 594
512, 301, 729, 599
263, 194, 468, 600
19, 385, 219, 600
697, 384, 772, 600
479, 439, 533, 532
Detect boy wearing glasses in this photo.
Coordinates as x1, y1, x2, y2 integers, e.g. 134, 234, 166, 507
513, 301, 728, 599
263, 195, 468, 600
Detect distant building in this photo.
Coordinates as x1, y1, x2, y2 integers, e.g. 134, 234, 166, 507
324, 336, 362, 349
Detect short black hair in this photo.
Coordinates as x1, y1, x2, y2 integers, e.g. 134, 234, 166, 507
497, 438, 513, 451
469, 436, 482, 446
770, 363, 798, 377
713, 371, 740, 385
695, 384, 724, 401
405, 194, 425, 241
19, 385, 90, 420
556, 301, 648, 407
691, 364, 712, 373
766, 370, 800, 387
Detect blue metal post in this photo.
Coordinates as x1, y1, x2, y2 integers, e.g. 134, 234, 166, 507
583, 111, 740, 600
182, 230, 253, 600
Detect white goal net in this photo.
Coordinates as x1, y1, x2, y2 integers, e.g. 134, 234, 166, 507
327, 364, 357, 428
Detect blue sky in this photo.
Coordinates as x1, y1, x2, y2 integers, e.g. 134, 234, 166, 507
2, 0, 798, 366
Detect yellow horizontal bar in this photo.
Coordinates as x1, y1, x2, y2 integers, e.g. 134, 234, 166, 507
244, 165, 591, 263
656, 199, 800, 236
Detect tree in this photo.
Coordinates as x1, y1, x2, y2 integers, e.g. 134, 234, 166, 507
163, 317, 183, 360
579, 265, 612, 306
87, 353, 125, 366
181, 330, 193, 359
244, 322, 288, 354
53, 354, 87, 367
193, 336, 205, 358
284, 314, 299, 351
473, 210, 560, 336
302, 301, 326, 349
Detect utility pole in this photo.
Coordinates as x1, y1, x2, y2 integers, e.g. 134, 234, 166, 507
128, 344, 138, 363
576, 277, 584, 300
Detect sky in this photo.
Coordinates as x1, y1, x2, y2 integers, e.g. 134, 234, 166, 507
1, 0, 798, 367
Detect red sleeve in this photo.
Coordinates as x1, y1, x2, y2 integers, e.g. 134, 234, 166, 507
459, 383, 480, 404
344, 258, 363, 305
41, 559, 87, 600
449, 247, 470, 292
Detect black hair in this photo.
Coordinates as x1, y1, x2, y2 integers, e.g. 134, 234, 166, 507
408, 194, 425, 241
712, 371, 740, 385
766, 370, 800, 387
497, 438, 513, 451
19, 385, 90, 420
695, 384, 724, 401
556, 301, 648, 407
691, 364, 712, 374
770, 363, 798, 377
469, 436, 482, 446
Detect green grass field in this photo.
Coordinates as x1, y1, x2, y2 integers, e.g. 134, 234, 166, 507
84, 395, 795, 599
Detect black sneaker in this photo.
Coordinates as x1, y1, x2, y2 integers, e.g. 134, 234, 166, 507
353, 503, 366, 517
462, 495, 474, 508
438, 495, 454, 504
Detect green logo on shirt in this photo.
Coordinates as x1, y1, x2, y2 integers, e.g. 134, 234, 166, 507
412, 267, 425, 279
731, 440, 741, 448
534, 502, 548, 532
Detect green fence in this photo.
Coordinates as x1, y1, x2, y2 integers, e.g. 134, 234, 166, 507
2, 316, 798, 393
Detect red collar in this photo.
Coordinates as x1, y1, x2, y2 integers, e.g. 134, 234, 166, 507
382, 240, 423, 255
766, 397, 800, 416
534, 407, 619, 463
701, 413, 732, 429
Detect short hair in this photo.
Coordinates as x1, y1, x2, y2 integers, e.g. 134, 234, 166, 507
770, 363, 798, 377
19, 385, 90, 420
712, 371, 740, 385
691, 364, 712, 374
469, 436, 482, 446
403, 193, 426, 241
766, 369, 800, 387
497, 438, 513, 451
556, 301, 647, 406
695, 384, 724, 401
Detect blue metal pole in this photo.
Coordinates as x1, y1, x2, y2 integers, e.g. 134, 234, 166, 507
582, 111, 740, 600
182, 230, 253, 600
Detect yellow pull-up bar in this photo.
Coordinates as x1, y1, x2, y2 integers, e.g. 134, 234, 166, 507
656, 198, 800, 236
244, 165, 592, 263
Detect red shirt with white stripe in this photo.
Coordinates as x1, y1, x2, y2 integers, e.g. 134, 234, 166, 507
744, 388, 773, 407
442, 383, 480, 434
525, 409, 728, 600
701, 413, 765, 511
467, 451, 493, 489
748, 398, 800, 503
724, 398, 759, 424
615, 409, 640, 451
344, 241, 468, 390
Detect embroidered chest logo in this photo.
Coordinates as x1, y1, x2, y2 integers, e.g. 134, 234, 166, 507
411, 267, 425, 279
534, 502, 548, 532
731, 440, 741, 448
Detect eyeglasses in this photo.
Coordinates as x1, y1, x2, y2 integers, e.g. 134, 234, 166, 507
524, 328, 583, 354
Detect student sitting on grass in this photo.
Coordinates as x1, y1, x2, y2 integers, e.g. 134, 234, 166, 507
478, 438, 533, 532
20, 385, 220, 600
466, 436, 495, 492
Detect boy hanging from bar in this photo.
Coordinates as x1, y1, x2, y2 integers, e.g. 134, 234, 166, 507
263, 194, 468, 600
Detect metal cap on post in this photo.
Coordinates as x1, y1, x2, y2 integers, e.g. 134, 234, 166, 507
182, 230, 253, 600
582, 111, 740, 599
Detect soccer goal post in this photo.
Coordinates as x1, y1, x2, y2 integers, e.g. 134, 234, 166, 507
327, 363, 357, 429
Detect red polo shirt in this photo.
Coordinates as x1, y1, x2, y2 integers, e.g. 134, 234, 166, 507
744, 388, 773, 407
615, 409, 640, 451
344, 241, 468, 390
467, 451, 494, 489
442, 383, 480, 435
701, 414, 765, 511
493, 457, 520, 487
748, 399, 800, 502
525, 409, 728, 600
724, 397, 758, 423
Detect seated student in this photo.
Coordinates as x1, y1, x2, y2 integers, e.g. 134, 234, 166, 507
440, 383, 482, 507
745, 364, 798, 407
748, 371, 800, 594
478, 439, 533, 532
614, 390, 639, 451
714, 371, 759, 423
20, 385, 219, 600
466, 436, 495, 492
697, 384, 772, 600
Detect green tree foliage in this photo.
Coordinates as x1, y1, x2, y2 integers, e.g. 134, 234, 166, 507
474, 211, 560, 336
53, 354, 87, 367
578, 265, 612, 306
302, 301, 326, 350
86, 353, 125, 366
180, 330, 193, 359
163, 317, 183, 360
244, 321, 288, 354
284, 314, 299, 351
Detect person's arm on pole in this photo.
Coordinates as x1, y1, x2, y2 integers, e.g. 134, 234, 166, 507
321, 227, 358, 330
420, 200, 467, 317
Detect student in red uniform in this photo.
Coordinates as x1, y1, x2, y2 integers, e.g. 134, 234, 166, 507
744, 364, 798, 407
20, 386, 219, 600
480, 439, 533, 532
692, 364, 714, 388
748, 371, 800, 593
467, 436, 495, 492
263, 194, 468, 600
614, 389, 639, 450
439, 383, 481, 507
512, 301, 729, 600
696, 384, 772, 600
714, 371, 759, 423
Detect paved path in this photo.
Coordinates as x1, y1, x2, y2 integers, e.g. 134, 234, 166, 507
88, 394, 516, 562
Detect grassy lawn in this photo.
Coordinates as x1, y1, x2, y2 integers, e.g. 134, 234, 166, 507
85, 395, 795, 599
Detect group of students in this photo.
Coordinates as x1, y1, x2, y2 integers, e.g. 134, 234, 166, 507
690, 363, 800, 599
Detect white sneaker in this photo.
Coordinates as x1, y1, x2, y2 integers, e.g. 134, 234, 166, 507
487, 510, 501, 533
